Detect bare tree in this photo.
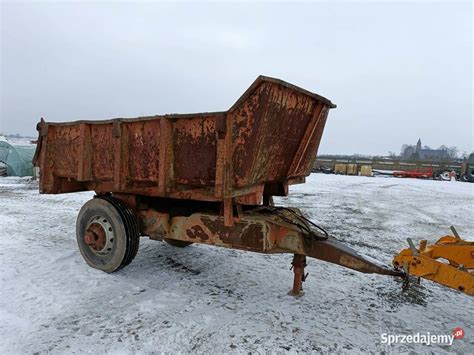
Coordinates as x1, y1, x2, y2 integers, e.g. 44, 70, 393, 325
447, 146, 459, 159
400, 144, 409, 156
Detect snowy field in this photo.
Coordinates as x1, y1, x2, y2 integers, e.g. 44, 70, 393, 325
0, 174, 473, 354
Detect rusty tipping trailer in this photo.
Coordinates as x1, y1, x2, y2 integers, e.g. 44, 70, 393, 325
34, 76, 401, 295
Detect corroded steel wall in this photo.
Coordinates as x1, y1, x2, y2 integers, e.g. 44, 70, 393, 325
34, 76, 335, 203
230, 80, 330, 188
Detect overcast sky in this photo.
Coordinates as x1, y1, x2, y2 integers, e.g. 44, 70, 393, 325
1, 1, 472, 155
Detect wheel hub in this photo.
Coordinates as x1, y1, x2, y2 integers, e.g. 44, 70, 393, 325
84, 216, 114, 254
85, 223, 107, 251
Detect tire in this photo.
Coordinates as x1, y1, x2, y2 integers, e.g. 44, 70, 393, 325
76, 196, 140, 273
462, 174, 474, 183
163, 238, 193, 248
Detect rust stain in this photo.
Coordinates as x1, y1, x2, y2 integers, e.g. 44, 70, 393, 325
173, 116, 217, 187
185, 225, 209, 241
127, 120, 160, 182
339, 254, 370, 270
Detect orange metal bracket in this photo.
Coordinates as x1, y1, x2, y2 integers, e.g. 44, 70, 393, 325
393, 233, 474, 296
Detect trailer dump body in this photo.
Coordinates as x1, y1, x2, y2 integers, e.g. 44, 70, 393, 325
34, 76, 403, 296
34, 76, 335, 204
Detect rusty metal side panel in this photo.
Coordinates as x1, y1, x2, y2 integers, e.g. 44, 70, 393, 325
230, 80, 322, 189
125, 120, 161, 186
173, 115, 217, 187
288, 104, 330, 178
47, 125, 81, 178
90, 123, 115, 181
296, 107, 329, 176
35, 76, 334, 199
36, 124, 52, 193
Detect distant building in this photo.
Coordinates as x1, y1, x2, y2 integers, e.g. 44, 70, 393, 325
414, 138, 449, 160
401, 139, 450, 160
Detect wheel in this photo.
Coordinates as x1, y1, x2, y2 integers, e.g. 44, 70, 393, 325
76, 196, 140, 273
163, 238, 193, 248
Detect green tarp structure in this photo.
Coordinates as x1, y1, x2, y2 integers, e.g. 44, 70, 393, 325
0, 140, 36, 176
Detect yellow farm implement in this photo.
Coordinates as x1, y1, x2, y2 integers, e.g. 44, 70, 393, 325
393, 227, 474, 296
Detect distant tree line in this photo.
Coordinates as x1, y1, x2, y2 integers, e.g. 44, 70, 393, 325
319, 145, 471, 162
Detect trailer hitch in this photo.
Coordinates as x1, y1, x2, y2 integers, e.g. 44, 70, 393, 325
296, 236, 403, 277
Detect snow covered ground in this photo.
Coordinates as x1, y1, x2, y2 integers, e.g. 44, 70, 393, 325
1, 174, 473, 354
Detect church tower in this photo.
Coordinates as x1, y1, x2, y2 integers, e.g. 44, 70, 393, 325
416, 138, 422, 153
